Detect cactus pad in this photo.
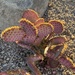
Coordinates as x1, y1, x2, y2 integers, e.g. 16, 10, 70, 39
19, 18, 38, 36
1, 26, 25, 42
49, 20, 64, 34
34, 23, 54, 45
22, 9, 39, 23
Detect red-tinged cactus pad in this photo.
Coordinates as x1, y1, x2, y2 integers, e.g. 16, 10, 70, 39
19, 18, 38, 44
0, 69, 31, 75
49, 20, 64, 34
19, 18, 38, 36
34, 18, 45, 26
49, 36, 67, 45
1, 26, 25, 42
22, 9, 39, 23
36, 23, 54, 38
59, 56, 75, 71
34, 23, 54, 45
23, 35, 38, 45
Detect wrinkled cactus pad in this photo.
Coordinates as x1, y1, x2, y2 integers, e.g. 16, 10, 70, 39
1, 26, 25, 42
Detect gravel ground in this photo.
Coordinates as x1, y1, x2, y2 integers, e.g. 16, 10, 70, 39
0, 0, 75, 75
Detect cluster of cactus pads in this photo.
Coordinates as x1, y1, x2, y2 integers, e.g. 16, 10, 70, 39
0, 9, 75, 75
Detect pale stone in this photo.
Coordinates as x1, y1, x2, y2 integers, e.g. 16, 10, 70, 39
0, 0, 49, 30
